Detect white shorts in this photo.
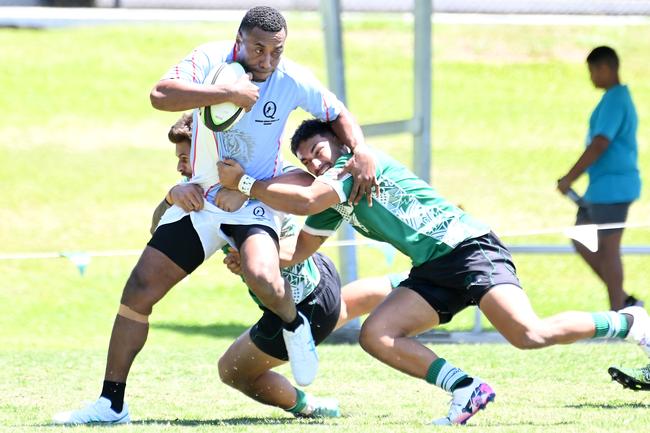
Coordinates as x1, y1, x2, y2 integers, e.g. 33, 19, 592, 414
157, 199, 282, 261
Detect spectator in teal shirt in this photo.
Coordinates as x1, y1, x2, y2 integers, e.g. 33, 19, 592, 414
558, 46, 642, 311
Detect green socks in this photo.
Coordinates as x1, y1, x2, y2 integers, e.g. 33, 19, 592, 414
426, 358, 471, 392
287, 388, 308, 415
592, 312, 631, 339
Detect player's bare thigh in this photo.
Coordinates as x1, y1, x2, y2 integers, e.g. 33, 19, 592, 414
120, 246, 187, 314
361, 287, 440, 339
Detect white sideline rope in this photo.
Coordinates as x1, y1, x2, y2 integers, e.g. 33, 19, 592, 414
500, 221, 649, 237
1, 221, 648, 261
0, 250, 142, 260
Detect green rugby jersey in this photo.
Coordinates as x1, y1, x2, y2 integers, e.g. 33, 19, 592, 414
304, 150, 490, 267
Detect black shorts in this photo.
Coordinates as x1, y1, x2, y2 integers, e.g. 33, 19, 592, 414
221, 223, 279, 250
400, 232, 521, 324
576, 202, 631, 237
147, 217, 279, 275
250, 253, 342, 360
147, 215, 204, 274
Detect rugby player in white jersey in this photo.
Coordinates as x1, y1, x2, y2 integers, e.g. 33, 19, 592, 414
157, 116, 401, 418
161, 116, 399, 418
53, 6, 376, 425
216, 119, 650, 426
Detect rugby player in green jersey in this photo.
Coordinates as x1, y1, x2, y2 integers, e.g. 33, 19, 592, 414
217, 119, 650, 425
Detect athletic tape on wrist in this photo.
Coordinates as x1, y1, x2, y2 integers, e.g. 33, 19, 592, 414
238, 174, 256, 196
118, 304, 149, 324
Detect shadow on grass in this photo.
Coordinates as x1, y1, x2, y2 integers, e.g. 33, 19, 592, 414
565, 402, 650, 409
132, 416, 332, 426
465, 421, 575, 428
153, 321, 249, 339
30, 417, 332, 428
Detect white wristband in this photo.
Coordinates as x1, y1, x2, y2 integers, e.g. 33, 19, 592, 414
237, 174, 256, 196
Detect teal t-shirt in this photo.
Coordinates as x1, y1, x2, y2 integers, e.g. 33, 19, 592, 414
584, 84, 641, 204
304, 150, 490, 267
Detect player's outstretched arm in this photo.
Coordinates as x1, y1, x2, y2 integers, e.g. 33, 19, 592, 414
279, 230, 328, 267
217, 159, 340, 215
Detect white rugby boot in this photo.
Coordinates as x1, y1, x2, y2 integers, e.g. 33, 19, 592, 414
52, 397, 130, 425
282, 311, 318, 386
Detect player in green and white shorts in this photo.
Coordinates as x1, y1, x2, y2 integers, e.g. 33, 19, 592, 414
219, 212, 403, 418
154, 120, 400, 419
153, 117, 403, 419
216, 118, 650, 426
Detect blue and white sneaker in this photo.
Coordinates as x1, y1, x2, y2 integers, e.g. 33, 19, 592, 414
431, 377, 495, 425
620, 306, 650, 358
283, 311, 318, 386
52, 397, 130, 425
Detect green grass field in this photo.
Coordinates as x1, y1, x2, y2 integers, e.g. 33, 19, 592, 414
1, 12, 650, 432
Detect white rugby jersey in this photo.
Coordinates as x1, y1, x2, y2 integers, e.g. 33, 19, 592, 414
162, 41, 343, 203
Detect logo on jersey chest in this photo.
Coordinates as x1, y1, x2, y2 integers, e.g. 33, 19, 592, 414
255, 101, 280, 126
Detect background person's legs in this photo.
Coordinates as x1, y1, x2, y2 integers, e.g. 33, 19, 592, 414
573, 231, 626, 310
574, 203, 634, 310
597, 230, 626, 310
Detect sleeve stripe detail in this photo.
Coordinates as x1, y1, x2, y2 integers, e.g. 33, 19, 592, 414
191, 120, 199, 176
191, 50, 197, 83
323, 96, 330, 122
302, 225, 337, 237
204, 183, 221, 198
272, 139, 282, 176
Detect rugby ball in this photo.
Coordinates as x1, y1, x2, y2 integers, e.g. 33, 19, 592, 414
200, 62, 246, 132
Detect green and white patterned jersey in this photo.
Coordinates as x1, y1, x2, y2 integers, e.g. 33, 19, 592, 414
304, 150, 490, 267
248, 213, 321, 307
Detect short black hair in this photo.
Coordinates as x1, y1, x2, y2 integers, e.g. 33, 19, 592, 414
587, 46, 619, 70
168, 113, 192, 144
290, 119, 335, 155
239, 6, 287, 34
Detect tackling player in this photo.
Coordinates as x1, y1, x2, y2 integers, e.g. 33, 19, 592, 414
216, 118, 650, 425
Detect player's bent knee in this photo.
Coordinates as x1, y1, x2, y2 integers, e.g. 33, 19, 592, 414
217, 356, 238, 386
359, 321, 396, 355
244, 272, 286, 305
120, 268, 165, 313
217, 356, 252, 390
